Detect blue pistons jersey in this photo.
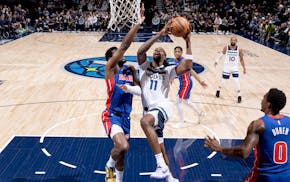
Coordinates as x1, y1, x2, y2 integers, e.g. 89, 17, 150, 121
104, 65, 134, 115
245, 114, 290, 182
175, 56, 193, 99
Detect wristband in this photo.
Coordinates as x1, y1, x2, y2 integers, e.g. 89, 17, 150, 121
184, 54, 193, 60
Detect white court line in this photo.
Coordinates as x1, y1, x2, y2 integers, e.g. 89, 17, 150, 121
93, 170, 106, 174
35, 171, 46, 175
40, 113, 97, 143
180, 163, 199, 170
207, 151, 217, 159
200, 124, 221, 159
211, 174, 222, 177
59, 161, 77, 169
93, 170, 117, 175
41, 148, 51, 157
0, 135, 15, 154
139, 172, 154, 176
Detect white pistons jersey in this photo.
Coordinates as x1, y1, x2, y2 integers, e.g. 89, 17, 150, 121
224, 45, 239, 66
138, 61, 177, 109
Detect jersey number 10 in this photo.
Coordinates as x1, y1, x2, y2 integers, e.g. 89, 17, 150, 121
273, 141, 288, 164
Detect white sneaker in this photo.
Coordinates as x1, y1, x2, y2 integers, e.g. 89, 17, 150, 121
150, 165, 170, 179
198, 111, 206, 123
166, 175, 179, 182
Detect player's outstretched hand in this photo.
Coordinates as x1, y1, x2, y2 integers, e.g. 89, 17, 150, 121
183, 30, 191, 42
159, 20, 172, 36
200, 81, 208, 88
204, 136, 222, 152
140, 3, 145, 23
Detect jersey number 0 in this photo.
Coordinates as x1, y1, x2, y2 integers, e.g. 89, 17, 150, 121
273, 141, 288, 164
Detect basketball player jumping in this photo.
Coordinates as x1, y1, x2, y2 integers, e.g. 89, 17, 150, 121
101, 8, 145, 182
172, 46, 207, 128
215, 37, 246, 103
137, 22, 193, 180
205, 88, 290, 182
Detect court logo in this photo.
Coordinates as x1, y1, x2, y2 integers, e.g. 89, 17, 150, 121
64, 56, 205, 79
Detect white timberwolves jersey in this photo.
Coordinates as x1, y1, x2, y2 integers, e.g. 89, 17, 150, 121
225, 45, 239, 66
139, 61, 177, 109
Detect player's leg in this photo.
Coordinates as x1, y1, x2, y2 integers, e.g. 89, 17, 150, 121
115, 115, 130, 182
107, 127, 129, 182
141, 110, 169, 179
102, 111, 129, 182
216, 68, 230, 97
173, 97, 185, 128
158, 138, 179, 182
232, 70, 241, 103
183, 99, 205, 123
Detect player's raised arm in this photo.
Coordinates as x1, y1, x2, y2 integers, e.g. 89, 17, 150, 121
137, 21, 171, 65
106, 6, 145, 76
205, 119, 264, 158
214, 46, 226, 67
175, 33, 193, 76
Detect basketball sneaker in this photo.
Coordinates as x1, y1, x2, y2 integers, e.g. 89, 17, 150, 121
238, 96, 242, 103
105, 165, 116, 182
198, 111, 206, 123
166, 175, 179, 182
150, 165, 170, 179
216, 90, 220, 98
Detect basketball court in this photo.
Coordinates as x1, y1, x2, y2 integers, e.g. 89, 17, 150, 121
0, 31, 289, 181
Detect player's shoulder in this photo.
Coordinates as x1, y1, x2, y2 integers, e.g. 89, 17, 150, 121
248, 118, 265, 134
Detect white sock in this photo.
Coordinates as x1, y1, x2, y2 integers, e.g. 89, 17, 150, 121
184, 99, 200, 115
176, 98, 184, 122
155, 153, 167, 168
106, 156, 116, 168
233, 77, 241, 96
217, 78, 225, 90
116, 169, 124, 182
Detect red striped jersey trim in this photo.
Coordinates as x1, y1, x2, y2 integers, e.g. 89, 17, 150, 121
180, 73, 191, 99
244, 144, 260, 182
105, 77, 115, 109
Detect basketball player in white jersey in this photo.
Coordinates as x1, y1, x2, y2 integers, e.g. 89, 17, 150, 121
215, 37, 246, 103
136, 22, 194, 180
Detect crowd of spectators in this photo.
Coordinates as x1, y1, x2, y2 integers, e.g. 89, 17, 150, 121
155, 0, 290, 46
0, 0, 289, 47
0, 0, 109, 39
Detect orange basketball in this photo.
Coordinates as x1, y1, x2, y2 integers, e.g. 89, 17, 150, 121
169, 17, 191, 37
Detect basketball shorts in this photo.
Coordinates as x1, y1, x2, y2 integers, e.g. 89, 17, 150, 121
178, 82, 193, 99
144, 102, 173, 143
101, 109, 130, 139
222, 65, 239, 79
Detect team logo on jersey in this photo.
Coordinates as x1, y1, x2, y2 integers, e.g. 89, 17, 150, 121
64, 56, 205, 79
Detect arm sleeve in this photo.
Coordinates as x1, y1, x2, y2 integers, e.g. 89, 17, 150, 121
126, 85, 141, 96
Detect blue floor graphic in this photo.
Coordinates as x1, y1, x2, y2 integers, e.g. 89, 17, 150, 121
99, 32, 173, 42
0, 137, 254, 181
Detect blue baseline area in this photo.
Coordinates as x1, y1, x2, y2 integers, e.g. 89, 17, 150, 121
0, 137, 254, 181
99, 32, 173, 42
